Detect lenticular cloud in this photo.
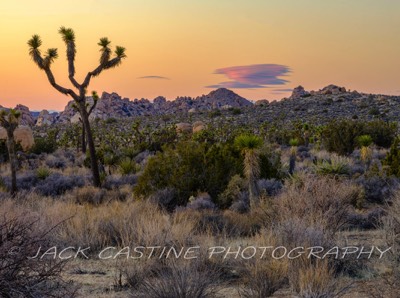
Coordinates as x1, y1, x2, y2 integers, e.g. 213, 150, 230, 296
208, 64, 290, 89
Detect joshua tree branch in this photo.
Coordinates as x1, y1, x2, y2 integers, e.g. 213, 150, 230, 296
82, 57, 121, 88
44, 68, 78, 100
88, 98, 98, 115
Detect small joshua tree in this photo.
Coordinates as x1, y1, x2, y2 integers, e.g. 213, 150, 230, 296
28, 27, 126, 187
0, 109, 21, 196
235, 134, 263, 209
289, 138, 299, 175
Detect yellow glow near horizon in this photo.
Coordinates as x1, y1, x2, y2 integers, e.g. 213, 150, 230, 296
1, 0, 400, 110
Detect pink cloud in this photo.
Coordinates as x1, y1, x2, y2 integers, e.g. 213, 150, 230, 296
208, 64, 291, 89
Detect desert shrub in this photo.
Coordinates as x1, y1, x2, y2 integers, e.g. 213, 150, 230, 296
237, 230, 288, 297
346, 208, 386, 230
1, 172, 39, 191
383, 137, 400, 177
290, 259, 352, 298
257, 178, 283, 196
359, 192, 400, 297
229, 193, 250, 213
276, 174, 361, 234
30, 129, 59, 154
0, 206, 76, 297
30, 137, 57, 154
74, 185, 106, 205
322, 120, 362, 155
132, 259, 221, 298
115, 258, 160, 291
369, 107, 380, 116
103, 174, 137, 190
355, 174, 398, 204
148, 187, 176, 210
45, 155, 67, 169
378, 191, 400, 296
363, 120, 397, 148
186, 193, 216, 210
259, 149, 282, 179
35, 173, 85, 196
53, 200, 196, 252
322, 120, 396, 155
134, 141, 242, 207
273, 219, 335, 254
217, 175, 247, 209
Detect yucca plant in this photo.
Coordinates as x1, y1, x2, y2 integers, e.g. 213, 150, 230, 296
0, 109, 21, 196
119, 157, 137, 175
28, 27, 127, 187
36, 167, 51, 180
234, 134, 263, 209
357, 134, 373, 166
315, 155, 350, 177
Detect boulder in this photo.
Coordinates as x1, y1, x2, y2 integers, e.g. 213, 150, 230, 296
36, 110, 54, 126
192, 121, 206, 133
290, 86, 310, 99
319, 85, 346, 95
176, 122, 192, 134
14, 104, 35, 126
0, 126, 34, 151
255, 99, 269, 106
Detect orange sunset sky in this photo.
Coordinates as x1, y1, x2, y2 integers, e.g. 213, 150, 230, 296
1, 0, 399, 111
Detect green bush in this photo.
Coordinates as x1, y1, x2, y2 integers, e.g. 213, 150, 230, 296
134, 141, 242, 207
322, 120, 396, 155
363, 120, 397, 148
383, 137, 400, 177
30, 129, 59, 154
322, 120, 362, 155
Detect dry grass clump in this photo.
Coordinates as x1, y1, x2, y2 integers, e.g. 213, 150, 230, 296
362, 191, 400, 297
291, 259, 352, 298
0, 199, 77, 297
130, 258, 221, 298
238, 230, 288, 297
276, 173, 362, 234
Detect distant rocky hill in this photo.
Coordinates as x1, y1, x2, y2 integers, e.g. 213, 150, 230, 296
57, 87, 252, 123
3, 85, 400, 127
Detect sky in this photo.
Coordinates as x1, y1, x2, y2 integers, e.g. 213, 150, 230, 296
0, 0, 399, 111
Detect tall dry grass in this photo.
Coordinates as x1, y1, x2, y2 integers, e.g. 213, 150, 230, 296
275, 173, 362, 235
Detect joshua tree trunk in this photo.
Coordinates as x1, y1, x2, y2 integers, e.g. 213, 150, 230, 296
244, 150, 260, 208
80, 120, 86, 154
6, 129, 17, 196
79, 103, 101, 187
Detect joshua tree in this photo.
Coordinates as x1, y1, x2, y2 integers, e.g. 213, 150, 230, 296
234, 134, 263, 209
28, 27, 126, 187
0, 109, 21, 196
288, 138, 299, 175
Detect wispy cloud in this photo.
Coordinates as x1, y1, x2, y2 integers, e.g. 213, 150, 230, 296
207, 64, 291, 89
138, 75, 170, 80
273, 88, 293, 92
